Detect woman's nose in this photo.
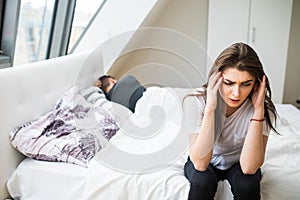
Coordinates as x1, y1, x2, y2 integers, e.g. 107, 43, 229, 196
232, 85, 240, 97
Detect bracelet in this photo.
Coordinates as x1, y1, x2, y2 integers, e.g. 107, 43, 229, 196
250, 118, 265, 122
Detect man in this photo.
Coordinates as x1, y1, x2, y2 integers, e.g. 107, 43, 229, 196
96, 75, 146, 112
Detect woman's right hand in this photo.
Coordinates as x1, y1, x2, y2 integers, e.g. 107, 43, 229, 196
206, 71, 223, 112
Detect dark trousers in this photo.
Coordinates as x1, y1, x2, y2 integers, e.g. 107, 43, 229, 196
184, 158, 261, 200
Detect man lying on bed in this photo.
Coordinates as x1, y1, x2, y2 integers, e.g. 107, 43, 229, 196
96, 75, 146, 112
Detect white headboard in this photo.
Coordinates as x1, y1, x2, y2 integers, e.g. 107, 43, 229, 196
0, 51, 102, 198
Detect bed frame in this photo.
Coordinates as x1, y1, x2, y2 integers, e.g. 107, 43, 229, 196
0, 51, 102, 199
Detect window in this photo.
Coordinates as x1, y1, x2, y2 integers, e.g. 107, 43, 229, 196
0, 0, 106, 67
14, 0, 55, 66
67, 0, 105, 53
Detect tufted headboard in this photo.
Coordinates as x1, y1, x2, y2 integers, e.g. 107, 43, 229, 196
0, 51, 103, 199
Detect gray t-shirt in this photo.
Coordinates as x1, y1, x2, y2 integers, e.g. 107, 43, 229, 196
106, 75, 145, 112
183, 92, 270, 170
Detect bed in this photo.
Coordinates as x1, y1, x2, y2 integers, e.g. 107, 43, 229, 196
1, 52, 300, 200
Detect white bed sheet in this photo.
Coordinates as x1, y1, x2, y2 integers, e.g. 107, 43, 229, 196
261, 104, 300, 199
7, 158, 87, 199
275, 104, 300, 131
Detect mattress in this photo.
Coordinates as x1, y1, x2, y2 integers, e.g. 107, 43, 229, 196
7, 158, 87, 199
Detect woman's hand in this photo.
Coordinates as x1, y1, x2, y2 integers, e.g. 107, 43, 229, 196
252, 75, 266, 110
206, 72, 223, 112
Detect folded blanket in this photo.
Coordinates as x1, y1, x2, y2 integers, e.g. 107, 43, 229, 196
9, 86, 120, 167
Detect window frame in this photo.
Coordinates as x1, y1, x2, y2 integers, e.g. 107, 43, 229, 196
0, 0, 20, 69
46, 0, 76, 59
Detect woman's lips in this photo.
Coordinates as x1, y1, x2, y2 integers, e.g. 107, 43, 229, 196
229, 98, 240, 104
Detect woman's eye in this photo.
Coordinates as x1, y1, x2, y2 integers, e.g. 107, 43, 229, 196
224, 82, 233, 85
242, 83, 251, 87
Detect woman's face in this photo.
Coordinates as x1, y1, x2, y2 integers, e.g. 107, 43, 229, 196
219, 67, 256, 115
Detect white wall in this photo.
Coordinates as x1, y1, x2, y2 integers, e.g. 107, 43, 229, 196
109, 0, 209, 88
73, 0, 158, 71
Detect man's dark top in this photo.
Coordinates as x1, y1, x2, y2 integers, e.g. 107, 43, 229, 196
106, 75, 146, 112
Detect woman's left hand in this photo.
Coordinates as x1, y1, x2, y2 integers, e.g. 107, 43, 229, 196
252, 75, 266, 110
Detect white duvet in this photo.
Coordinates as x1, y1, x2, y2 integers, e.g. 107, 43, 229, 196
82, 87, 300, 200
83, 87, 234, 200
83, 87, 191, 199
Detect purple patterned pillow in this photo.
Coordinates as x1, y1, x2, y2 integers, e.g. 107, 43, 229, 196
9, 87, 119, 167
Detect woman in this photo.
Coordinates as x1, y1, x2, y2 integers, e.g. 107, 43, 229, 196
183, 42, 277, 200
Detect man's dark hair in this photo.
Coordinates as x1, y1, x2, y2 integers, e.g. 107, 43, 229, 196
98, 75, 116, 93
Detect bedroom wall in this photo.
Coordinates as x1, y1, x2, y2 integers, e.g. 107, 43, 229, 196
73, 0, 299, 104
73, 0, 158, 54
108, 0, 209, 88
283, 0, 300, 108
108, 0, 299, 105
